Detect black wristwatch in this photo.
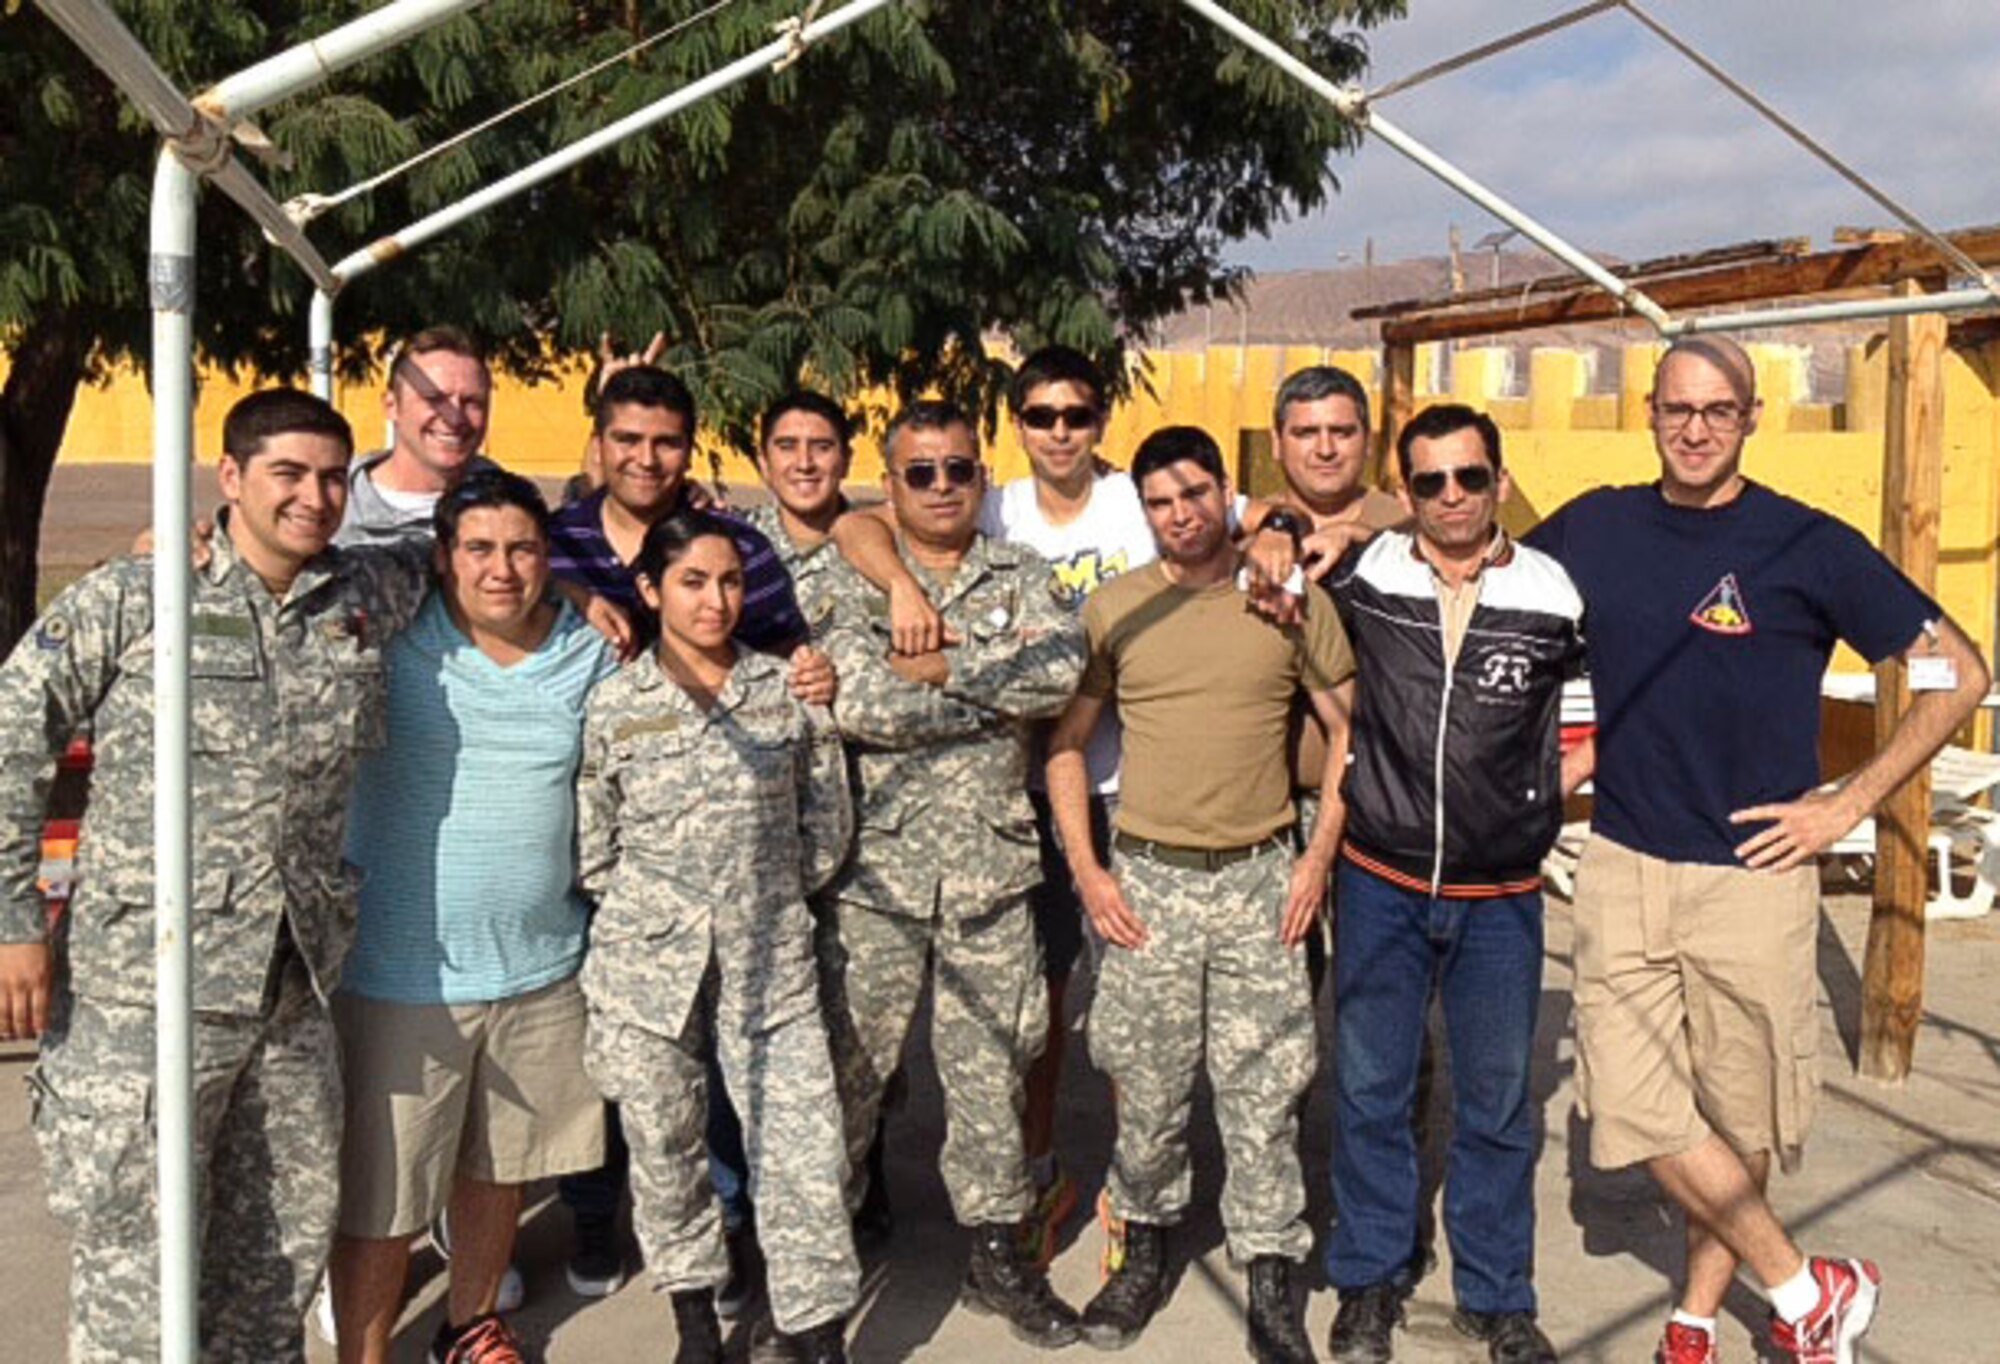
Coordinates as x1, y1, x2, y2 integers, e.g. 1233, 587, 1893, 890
1260, 509, 1308, 544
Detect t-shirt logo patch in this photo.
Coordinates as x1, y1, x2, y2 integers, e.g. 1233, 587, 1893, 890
1690, 574, 1753, 635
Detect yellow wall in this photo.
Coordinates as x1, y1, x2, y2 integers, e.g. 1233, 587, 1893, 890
28, 338, 2000, 667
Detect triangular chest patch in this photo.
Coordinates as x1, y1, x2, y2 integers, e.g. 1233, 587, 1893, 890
1690, 573, 1753, 635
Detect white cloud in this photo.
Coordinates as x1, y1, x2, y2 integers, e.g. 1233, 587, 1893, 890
1229, 0, 2000, 269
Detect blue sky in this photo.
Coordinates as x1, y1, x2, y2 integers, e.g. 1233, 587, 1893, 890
1227, 0, 2000, 270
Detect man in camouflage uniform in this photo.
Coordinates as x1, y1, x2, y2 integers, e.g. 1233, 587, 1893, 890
816, 400, 1086, 1348
575, 547, 856, 1363
0, 390, 432, 1363
1047, 426, 1357, 1364
743, 387, 952, 655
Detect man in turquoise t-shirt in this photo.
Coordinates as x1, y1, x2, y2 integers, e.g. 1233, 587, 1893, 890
328, 470, 617, 1364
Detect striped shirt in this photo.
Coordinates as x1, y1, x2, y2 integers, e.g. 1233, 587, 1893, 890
547, 489, 806, 652
341, 594, 618, 1003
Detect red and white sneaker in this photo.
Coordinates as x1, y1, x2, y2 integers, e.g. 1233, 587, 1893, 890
1658, 1319, 1718, 1364
1771, 1257, 1882, 1363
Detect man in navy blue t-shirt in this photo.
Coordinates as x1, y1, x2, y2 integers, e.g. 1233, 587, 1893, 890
1526, 336, 1986, 1364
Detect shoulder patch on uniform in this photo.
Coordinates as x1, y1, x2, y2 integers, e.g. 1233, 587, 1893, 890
34, 616, 71, 650
613, 715, 682, 741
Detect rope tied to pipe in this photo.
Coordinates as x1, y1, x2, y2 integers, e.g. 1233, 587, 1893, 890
771, 0, 828, 72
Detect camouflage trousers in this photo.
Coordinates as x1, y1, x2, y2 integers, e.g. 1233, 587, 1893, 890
581, 970, 858, 1334
29, 962, 339, 1364
1089, 843, 1316, 1262
816, 892, 1047, 1226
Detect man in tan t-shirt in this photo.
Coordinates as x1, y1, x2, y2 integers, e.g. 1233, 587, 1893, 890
1047, 426, 1355, 1364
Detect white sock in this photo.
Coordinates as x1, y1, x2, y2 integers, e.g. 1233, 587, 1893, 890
1769, 1260, 1821, 1325
1029, 1152, 1058, 1191
1670, 1309, 1718, 1335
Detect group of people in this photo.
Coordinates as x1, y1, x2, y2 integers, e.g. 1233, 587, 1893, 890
0, 327, 1983, 1364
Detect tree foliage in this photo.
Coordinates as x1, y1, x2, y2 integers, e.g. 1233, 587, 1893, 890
1, 0, 1402, 649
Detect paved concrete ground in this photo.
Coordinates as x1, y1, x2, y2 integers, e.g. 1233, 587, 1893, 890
4, 890, 1998, 1363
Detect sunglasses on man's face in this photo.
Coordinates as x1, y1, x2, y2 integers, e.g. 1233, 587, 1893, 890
1408, 464, 1496, 500
1019, 404, 1100, 432
897, 457, 981, 492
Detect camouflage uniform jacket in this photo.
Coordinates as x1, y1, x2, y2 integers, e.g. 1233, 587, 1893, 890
820, 535, 1084, 917
576, 648, 852, 1038
740, 502, 848, 643
0, 527, 430, 1016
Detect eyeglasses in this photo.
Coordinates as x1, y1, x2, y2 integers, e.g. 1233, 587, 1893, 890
1408, 465, 1495, 500
896, 457, 981, 491
1019, 404, 1100, 432
1653, 400, 1750, 433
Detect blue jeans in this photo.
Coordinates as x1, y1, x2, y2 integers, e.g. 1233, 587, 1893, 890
560, 1049, 752, 1230
1325, 862, 1543, 1315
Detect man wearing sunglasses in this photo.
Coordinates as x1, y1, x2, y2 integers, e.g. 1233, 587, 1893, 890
816, 400, 1088, 1348
981, 345, 1158, 1268
1318, 404, 1584, 1364
1525, 338, 1987, 1364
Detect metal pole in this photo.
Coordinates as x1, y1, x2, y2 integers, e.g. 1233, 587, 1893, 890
328, 0, 898, 290
1173, 0, 1674, 333
148, 147, 199, 1364
198, 0, 488, 121
309, 289, 337, 401
1667, 286, 2000, 336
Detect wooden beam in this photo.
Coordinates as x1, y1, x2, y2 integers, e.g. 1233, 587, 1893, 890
1376, 341, 1416, 488
1357, 236, 1814, 321
1859, 281, 1947, 1082
1372, 224, 2000, 346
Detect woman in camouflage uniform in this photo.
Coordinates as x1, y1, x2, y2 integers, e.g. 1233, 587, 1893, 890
576, 511, 856, 1364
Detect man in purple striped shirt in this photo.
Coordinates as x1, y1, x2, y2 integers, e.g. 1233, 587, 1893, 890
549, 367, 808, 652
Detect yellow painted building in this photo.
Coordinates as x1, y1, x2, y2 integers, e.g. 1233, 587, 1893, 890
23, 336, 2000, 668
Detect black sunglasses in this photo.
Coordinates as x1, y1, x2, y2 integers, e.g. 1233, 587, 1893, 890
1408, 464, 1495, 500
1019, 404, 1100, 432
898, 457, 981, 491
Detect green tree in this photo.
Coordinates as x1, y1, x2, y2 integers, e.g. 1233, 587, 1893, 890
2, 0, 1401, 653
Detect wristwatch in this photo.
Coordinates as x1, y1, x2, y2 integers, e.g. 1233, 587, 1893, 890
1260, 508, 1308, 544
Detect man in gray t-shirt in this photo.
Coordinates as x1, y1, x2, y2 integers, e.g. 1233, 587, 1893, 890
335, 325, 498, 549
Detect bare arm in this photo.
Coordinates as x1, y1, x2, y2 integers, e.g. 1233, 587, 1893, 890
1560, 734, 1596, 798
1732, 617, 1990, 869
1049, 690, 1146, 948
1282, 679, 1354, 945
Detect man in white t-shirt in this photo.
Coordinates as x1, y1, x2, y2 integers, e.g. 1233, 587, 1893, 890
978, 346, 1156, 1267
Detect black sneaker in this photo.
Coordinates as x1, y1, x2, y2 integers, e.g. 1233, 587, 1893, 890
565, 1210, 625, 1298
717, 1223, 766, 1320
1327, 1283, 1403, 1364
1452, 1308, 1557, 1363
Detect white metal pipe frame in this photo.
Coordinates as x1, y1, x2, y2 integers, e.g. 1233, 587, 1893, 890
32, 1, 487, 1359
22, 2, 2000, 1359
307, 0, 899, 401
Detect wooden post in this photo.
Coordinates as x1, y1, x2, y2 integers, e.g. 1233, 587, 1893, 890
1859, 281, 1947, 1081
1377, 341, 1416, 489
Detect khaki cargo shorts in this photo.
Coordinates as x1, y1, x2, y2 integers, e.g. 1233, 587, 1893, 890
334, 976, 605, 1238
1569, 836, 1821, 1172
